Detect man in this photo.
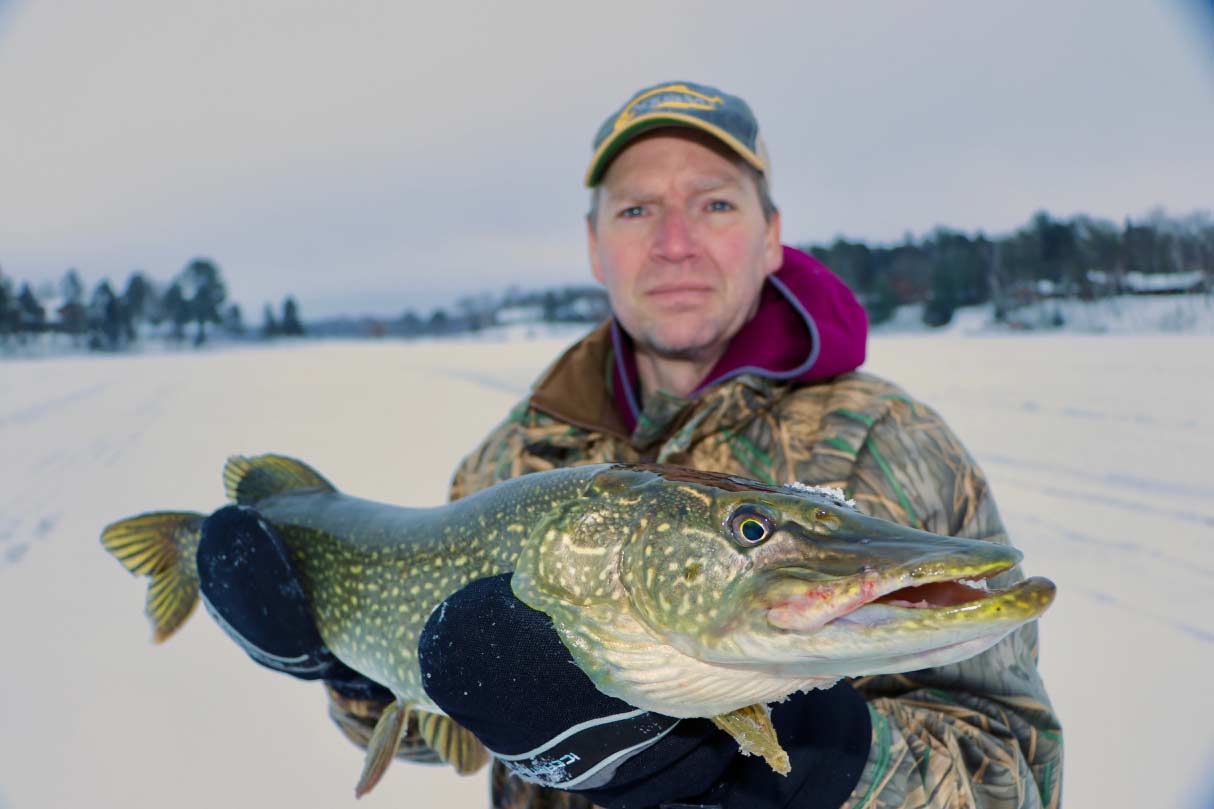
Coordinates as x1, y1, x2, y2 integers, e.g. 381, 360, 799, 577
198, 81, 1062, 808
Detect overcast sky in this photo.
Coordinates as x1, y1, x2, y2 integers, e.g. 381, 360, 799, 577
1, 0, 1212, 318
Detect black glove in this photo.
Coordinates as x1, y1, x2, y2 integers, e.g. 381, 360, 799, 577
418, 574, 871, 809
196, 504, 391, 702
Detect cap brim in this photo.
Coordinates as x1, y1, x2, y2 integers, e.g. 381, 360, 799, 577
584, 113, 767, 187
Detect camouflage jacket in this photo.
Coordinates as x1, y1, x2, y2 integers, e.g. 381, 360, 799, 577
330, 321, 1062, 809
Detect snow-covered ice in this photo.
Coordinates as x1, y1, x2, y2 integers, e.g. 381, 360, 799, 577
1, 330, 1211, 809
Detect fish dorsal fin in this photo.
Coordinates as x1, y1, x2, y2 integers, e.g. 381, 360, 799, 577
415, 710, 490, 776
223, 454, 336, 505
354, 700, 410, 798
711, 704, 790, 775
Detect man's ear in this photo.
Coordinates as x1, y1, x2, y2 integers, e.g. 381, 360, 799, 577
587, 215, 605, 284
763, 209, 783, 276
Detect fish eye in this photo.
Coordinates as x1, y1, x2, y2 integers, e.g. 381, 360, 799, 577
729, 507, 773, 547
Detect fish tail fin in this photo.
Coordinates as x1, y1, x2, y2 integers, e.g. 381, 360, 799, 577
101, 511, 206, 643
223, 453, 336, 505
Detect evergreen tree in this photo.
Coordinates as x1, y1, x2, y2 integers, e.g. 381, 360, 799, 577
923, 265, 959, 327
162, 282, 190, 341
428, 308, 450, 335
57, 268, 87, 340
87, 280, 127, 350
0, 277, 13, 343
542, 290, 560, 322
280, 296, 305, 336
60, 269, 84, 305
399, 310, 423, 336
261, 303, 279, 338
222, 303, 245, 337
864, 273, 900, 325
122, 272, 154, 339
818, 239, 875, 293
16, 283, 45, 338
181, 258, 226, 345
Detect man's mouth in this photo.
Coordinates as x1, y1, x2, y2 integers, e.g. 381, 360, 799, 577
646, 284, 714, 299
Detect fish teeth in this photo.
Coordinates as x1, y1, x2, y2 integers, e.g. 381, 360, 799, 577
957, 578, 990, 591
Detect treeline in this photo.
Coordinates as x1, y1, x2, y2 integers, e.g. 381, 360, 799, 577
0, 258, 305, 350
6, 209, 1211, 350
802, 209, 1214, 326
309, 285, 611, 339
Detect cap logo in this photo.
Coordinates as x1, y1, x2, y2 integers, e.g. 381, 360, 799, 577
612, 83, 723, 132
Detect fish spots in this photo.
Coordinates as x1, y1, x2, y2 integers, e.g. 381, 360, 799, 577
568, 544, 607, 557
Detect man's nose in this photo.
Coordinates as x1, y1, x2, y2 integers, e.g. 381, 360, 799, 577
654, 209, 696, 261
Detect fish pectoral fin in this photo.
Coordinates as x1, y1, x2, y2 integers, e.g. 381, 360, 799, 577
711, 704, 791, 776
415, 710, 490, 776
223, 454, 336, 505
354, 700, 410, 798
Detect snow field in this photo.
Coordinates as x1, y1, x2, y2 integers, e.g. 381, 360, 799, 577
1, 331, 1212, 808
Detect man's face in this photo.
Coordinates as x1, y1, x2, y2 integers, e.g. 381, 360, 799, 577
588, 131, 782, 363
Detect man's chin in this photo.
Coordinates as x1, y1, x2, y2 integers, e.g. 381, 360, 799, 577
640, 328, 726, 362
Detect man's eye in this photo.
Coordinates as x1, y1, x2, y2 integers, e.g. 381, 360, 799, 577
618, 206, 645, 218
707, 200, 734, 212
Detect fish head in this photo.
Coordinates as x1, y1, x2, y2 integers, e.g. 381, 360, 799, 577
624, 467, 1055, 678
517, 465, 1054, 680
511, 464, 1054, 715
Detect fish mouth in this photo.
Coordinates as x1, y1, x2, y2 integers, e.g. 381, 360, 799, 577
870, 569, 1007, 610
765, 559, 1054, 633
836, 573, 1056, 629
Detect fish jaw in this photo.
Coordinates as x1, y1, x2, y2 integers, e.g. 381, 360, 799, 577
758, 529, 1026, 634
809, 576, 1056, 674
716, 542, 1055, 678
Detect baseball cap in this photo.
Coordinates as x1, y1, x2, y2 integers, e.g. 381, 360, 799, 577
585, 80, 769, 187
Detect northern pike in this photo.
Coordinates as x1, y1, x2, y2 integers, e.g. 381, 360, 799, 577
102, 454, 1055, 795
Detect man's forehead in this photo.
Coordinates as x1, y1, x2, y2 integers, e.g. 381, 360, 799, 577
599, 131, 749, 194
602, 172, 742, 200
